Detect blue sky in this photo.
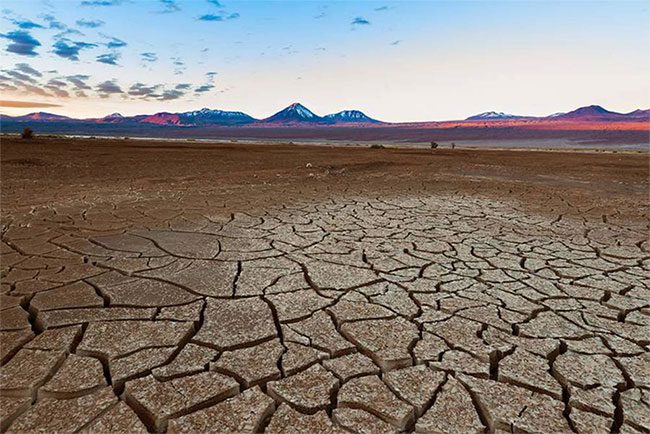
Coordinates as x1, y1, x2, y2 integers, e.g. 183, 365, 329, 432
1, 0, 648, 121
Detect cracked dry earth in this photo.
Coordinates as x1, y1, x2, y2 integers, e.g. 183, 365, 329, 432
1, 195, 649, 434
1, 139, 650, 434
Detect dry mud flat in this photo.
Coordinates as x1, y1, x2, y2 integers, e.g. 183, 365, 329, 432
0, 138, 649, 433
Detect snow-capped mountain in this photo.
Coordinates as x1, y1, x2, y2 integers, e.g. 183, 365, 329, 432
466, 111, 527, 120
324, 110, 380, 124
100, 112, 128, 123
262, 103, 326, 123
94, 108, 256, 126
179, 108, 255, 125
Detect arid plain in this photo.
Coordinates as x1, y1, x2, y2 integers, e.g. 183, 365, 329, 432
1, 137, 649, 433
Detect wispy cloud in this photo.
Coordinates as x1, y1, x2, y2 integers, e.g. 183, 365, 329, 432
96, 79, 123, 97
375, 6, 389, 12
0, 100, 62, 108
140, 52, 158, 62
391, 40, 401, 46
80, 0, 123, 6
128, 82, 160, 97
97, 52, 119, 65
4, 69, 38, 84
76, 19, 105, 28
12, 19, 44, 29
194, 83, 214, 93
1, 30, 41, 56
47, 78, 67, 87
171, 57, 186, 74
351, 17, 370, 26
45, 83, 70, 97
15, 63, 42, 77
207, 0, 222, 6
159, 88, 185, 100
156, 0, 180, 14
52, 39, 97, 60
66, 74, 92, 90
127, 81, 189, 100
41, 14, 65, 30
198, 12, 239, 22
104, 36, 127, 49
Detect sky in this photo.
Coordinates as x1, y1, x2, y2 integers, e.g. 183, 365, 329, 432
0, 0, 649, 122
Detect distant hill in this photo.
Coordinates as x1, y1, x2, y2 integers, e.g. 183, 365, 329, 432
10, 112, 75, 122
466, 111, 529, 121
549, 105, 625, 121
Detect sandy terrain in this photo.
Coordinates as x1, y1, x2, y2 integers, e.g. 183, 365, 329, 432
1, 137, 649, 433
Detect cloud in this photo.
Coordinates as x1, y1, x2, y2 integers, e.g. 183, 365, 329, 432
207, 0, 221, 6
45, 84, 70, 97
314, 12, 326, 19
20, 83, 50, 97
0, 30, 41, 56
15, 63, 42, 77
194, 83, 214, 93
52, 39, 97, 60
126, 82, 189, 100
157, 0, 180, 13
0, 83, 19, 92
5, 70, 38, 84
65, 74, 92, 90
391, 40, 401, 45
81, 0, 123, 6
374, 6, 389, 11
198, 12, 240, 21
206, 71, 217, 81
140, 52, 157, 62
41, 14, 65, 30
76, 19, 105, 28
96, 52, 119, 65
54, 28, 84, 38
0, 100, 62, 108
128, 82, 160, 98
47, 78, 67, 87
159, 88, 185, 100
104, 36, 127, 49
171, 57, 186, 74
198, 14, 223, 21
351, 17, 370, 26
96, 79, 123, 97
12, 19, 44, 29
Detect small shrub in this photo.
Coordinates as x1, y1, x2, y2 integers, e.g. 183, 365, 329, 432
430, 141, 439, 149
21, 127, 34, 139
370, 144, 385, 149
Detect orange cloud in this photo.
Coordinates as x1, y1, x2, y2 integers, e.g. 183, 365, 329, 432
0, 100, 62, 108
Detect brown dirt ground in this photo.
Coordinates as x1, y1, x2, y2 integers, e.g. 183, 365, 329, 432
1, 137, 648, 223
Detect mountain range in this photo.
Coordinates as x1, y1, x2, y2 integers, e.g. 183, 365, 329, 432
3, 104, 647, 127
466, 106, 650, 122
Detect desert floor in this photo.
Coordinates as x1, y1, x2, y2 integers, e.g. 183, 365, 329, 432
1, 137, 649, 433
